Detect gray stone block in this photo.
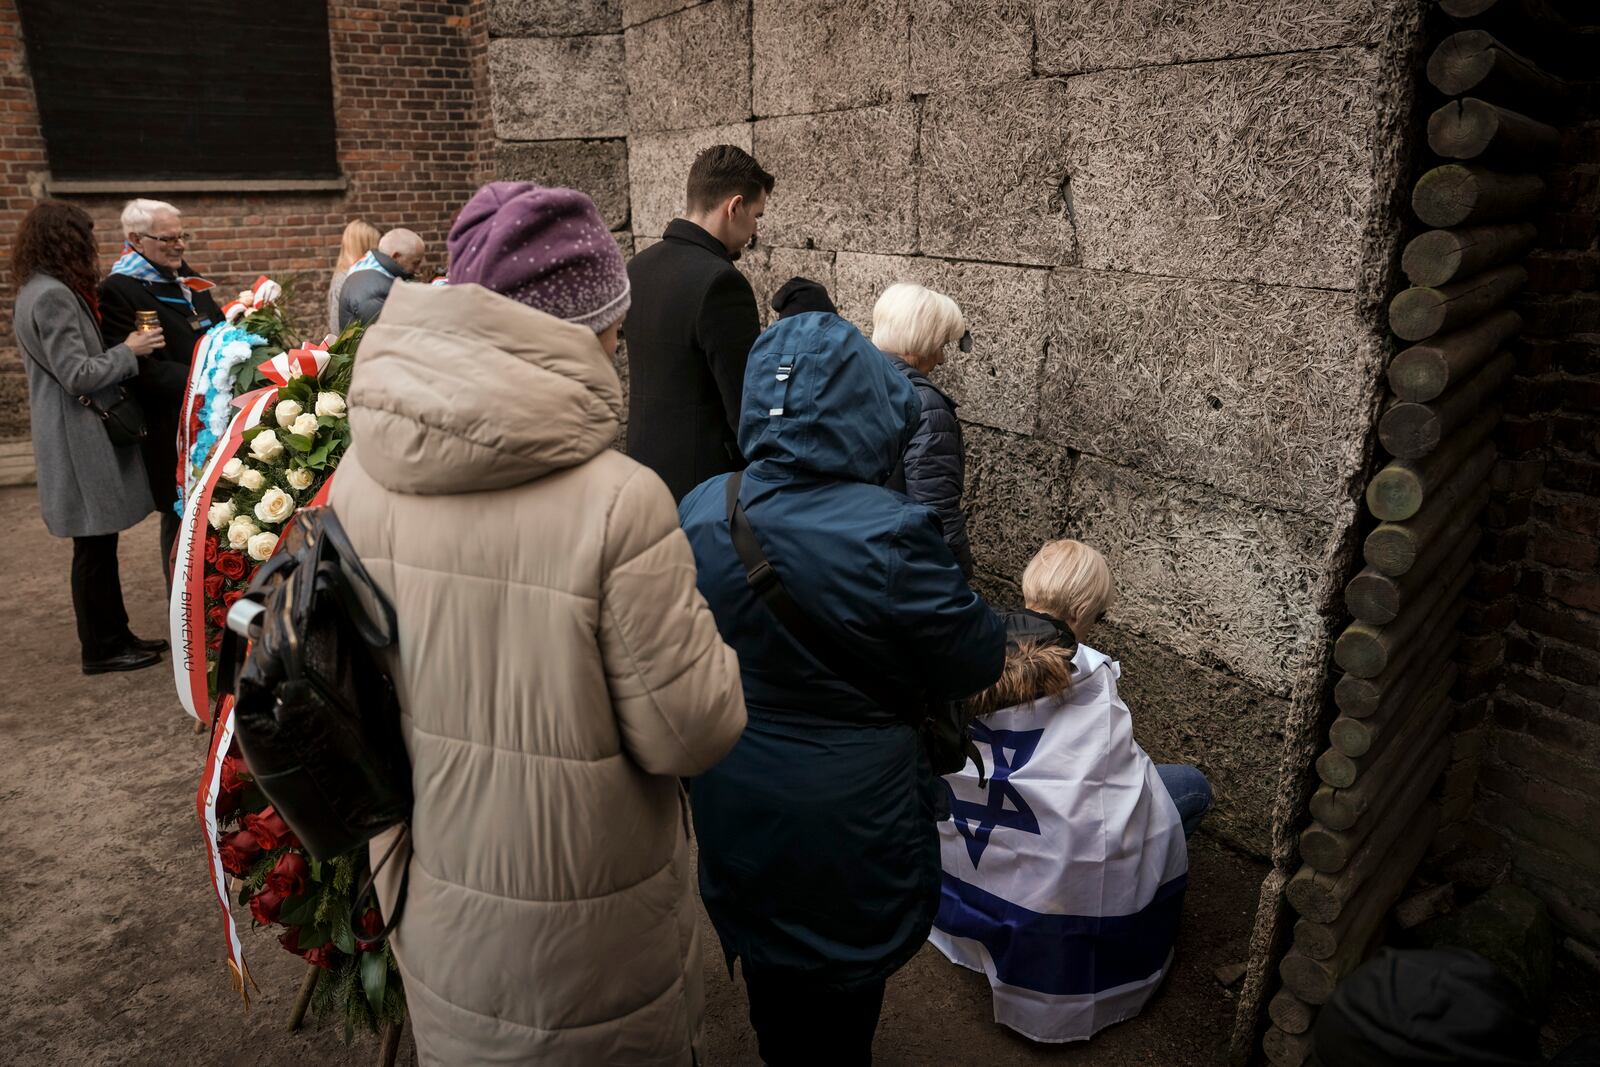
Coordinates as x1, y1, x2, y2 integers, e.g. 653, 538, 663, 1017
628, 123, 753, 239
489, 0, 621, 36
753, 107, 918, 255
490, 36, 628, 140
623, 0, 701, 27
960, 425, 1076, 583
833, 252, 1049, 435
1066, 457, 1332, 695
736, 246, 838, 329
918, 80, 1074, 267
494, 140, 630, 230
1064, 49, 1381, 289
909, 0, 1032, 93
625, 0, 750, 132
1035, 0, 1388, 75
1101, 621, 1282, 858
752, 0, 908, 116
1040, 268, 1378, 518
614, 231, 635, 258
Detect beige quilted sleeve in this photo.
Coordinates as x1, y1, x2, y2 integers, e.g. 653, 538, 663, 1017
599, 466, 747, 777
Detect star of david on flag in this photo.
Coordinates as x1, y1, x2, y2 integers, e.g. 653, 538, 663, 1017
947, 722, 1044, 868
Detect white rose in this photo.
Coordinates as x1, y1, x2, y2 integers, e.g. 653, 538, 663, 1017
274, 399, 303, 428
238, 468, 266, 492
238, 289, 254, 306
314, 392, 347, 419
227, 517, 260, 550
207, 499, 235, 529
285, 467, 315, 491
246, 531, 279, 562
291, 412, 321, 438
253, 487, 296, 525
249, 429, 284, 463
220, 458, 244, 483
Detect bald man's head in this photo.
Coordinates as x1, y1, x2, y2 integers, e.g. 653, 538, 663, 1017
379, 228, 426, 276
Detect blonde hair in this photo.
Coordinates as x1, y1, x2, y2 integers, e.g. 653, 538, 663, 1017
335, 219, 381, 271
1022, 540, 1115, 629
871, 283, 965, 362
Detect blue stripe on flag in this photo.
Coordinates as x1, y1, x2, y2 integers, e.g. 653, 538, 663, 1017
934, 872, 1188, 996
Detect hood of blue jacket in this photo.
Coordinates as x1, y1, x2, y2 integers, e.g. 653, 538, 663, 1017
738, 313, 919, 484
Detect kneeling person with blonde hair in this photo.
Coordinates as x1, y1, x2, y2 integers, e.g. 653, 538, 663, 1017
929, 539, 1211, 1042
873, 282, 974, 576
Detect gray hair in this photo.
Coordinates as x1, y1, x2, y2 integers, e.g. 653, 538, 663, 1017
120, 198, 180, 236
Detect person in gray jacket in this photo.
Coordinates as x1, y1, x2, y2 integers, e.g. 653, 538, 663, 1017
13, 201, 168, 674
337, 227, 425, 329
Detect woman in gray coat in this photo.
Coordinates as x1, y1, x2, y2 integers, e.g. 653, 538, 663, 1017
14, 201, 168, 673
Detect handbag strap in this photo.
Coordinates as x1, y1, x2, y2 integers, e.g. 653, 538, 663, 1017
723, 472, 913, 719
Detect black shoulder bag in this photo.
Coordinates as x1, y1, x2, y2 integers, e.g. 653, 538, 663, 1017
724, 473, 984, 782
23, 342, 147, 448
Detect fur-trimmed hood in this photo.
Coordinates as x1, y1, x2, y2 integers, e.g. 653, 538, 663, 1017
968, 610, 1079, 716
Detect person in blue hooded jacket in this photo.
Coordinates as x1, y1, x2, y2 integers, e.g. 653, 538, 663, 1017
679, 311, 1006, 1066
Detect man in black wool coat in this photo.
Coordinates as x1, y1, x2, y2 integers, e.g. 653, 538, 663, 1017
99, 198, 222, 589
623, 145, 773, 502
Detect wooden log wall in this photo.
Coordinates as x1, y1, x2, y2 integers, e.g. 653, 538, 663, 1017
1261, 2, 1576, 1061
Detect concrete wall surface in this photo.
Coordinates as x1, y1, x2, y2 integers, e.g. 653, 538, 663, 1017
485, 0, 1427, 860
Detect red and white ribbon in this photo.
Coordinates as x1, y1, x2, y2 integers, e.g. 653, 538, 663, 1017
169, 386, 276, 723
198, 700, 254, 1005
258, 348, 330, 387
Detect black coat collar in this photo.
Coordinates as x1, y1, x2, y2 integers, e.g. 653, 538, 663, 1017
888, 354, 960, 412
664, 218, 736, 262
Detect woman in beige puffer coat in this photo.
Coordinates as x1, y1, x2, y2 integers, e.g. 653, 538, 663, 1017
330, 183, 747, 1065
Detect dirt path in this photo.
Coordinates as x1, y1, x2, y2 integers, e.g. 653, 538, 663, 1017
0, 488, 1266, 1065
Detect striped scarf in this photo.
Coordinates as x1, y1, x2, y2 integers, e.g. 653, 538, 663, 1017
109, 247, 215, 313
346, 249, 396, 280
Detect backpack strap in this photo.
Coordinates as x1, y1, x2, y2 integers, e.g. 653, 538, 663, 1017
723, 472, 910, 718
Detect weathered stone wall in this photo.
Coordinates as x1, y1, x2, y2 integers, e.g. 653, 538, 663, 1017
487, 0, 1425, 860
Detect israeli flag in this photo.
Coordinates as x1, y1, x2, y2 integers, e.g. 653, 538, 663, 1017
930, 644, 1189, 1043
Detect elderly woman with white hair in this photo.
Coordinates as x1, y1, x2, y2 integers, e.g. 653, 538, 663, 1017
872, 282, 974, 576
99, 197, 222, 586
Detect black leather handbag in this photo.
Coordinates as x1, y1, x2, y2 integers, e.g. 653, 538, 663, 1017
24, 348, 147, 448
217, 507, 412, 936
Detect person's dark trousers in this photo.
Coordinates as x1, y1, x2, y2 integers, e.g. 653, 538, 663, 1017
159, 507, 181, 592
72, 533, 131, 661
743, 968, 886, 1067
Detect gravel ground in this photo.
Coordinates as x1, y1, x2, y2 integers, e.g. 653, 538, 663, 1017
0, 489, 1267, 1065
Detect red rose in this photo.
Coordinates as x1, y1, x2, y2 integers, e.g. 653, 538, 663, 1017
222, 589, 244, 608
249, 888, 284, 926
204, 534, 219, 564
280, 927, 336, 969
219, 830, 262, 875
207, 629, 223, 651
266, 851, 310, 898
220, 755, 249, 792
245, 805, 299, 851
204, 573, 224, 600
216, 551, 247, 580
354, 908, 386, 950
215, 785, 240, 820
357, 908, 384, 938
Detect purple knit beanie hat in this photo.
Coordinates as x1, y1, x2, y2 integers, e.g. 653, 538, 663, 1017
447, 182, 630, 332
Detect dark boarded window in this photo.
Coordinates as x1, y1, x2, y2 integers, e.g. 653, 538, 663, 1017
18, 0, 339, 182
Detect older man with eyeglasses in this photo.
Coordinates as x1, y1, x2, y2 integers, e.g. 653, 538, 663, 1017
98, 198, 223, 588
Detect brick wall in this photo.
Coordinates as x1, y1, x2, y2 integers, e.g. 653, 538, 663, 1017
1467, 100, 1600, 947
0, 0, 492, 438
